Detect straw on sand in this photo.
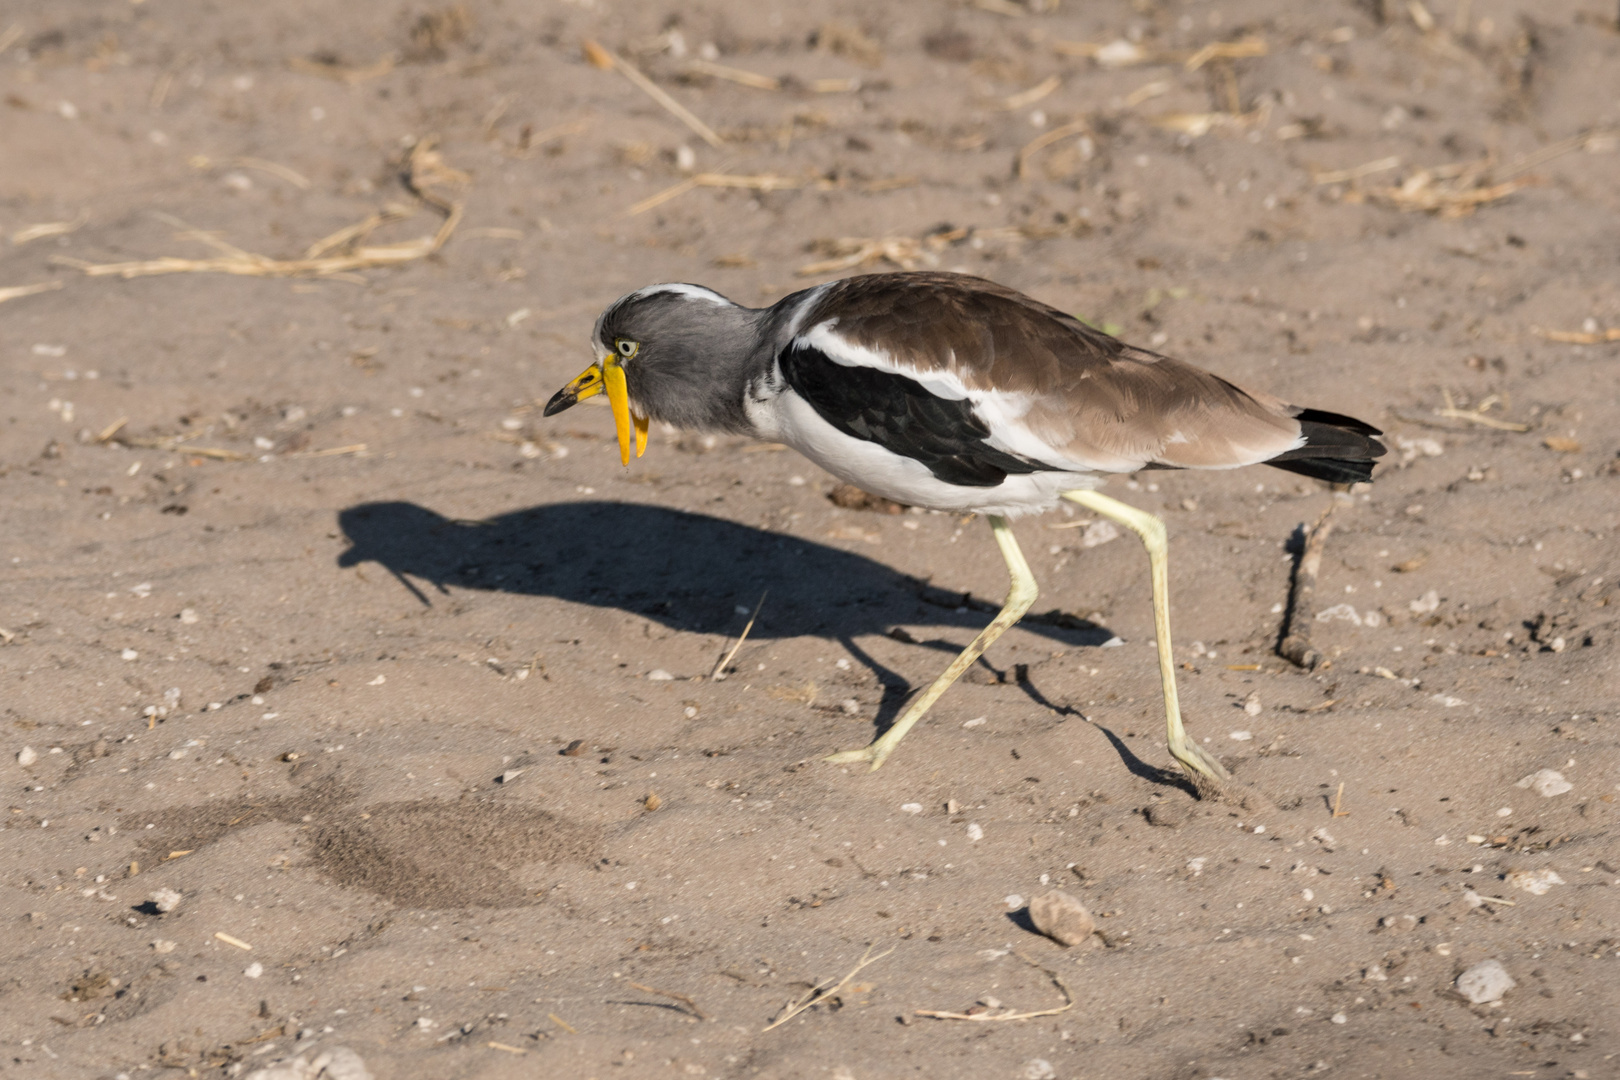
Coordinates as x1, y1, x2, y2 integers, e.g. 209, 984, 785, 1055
583, 38, 725, 149
59, 139, 465, 281
0, 280, 64, 305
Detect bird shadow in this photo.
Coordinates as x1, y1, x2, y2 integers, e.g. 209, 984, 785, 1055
1088, 722, 1195, 795
335, 499, 1136, 756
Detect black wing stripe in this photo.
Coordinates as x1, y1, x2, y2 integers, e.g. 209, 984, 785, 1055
778, 341, 1056, 488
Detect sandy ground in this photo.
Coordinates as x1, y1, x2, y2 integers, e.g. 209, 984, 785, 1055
3, 1, 1620, 1078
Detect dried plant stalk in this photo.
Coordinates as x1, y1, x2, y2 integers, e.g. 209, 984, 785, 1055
64, 139, 464, 281
583, 38, 725, 148
0, 280, 64, 305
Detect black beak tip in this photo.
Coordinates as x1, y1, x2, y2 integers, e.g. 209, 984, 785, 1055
542, 388, 577, 417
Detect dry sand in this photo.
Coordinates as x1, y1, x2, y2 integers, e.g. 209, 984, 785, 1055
3, 1, 1618, 1078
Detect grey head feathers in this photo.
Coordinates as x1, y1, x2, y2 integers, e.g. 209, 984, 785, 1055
594, 283, 771, 434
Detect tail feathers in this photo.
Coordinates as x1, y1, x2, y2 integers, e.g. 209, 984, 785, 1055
1266, 407, 1386, 484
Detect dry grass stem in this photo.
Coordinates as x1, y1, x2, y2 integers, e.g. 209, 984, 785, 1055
583, 38, 724, 148
485, 1042, 526, 1054
798, 221, 1081, 276
295, 444, 368, 458
626, 981, 712, 1021
686, 59, 780, 91
1330, 151, 1570, 217
288, 53, 397, 84
1150, 105, 1268, 138
1433, 388, 1531, 431
547, 1013, 577, 1034
63, 140, 463, 281
230, 157, 311, 189
113, 428, 251, 459
915, 951, 1075, 1022
712, 591, 767, 680
1017, 119, 1091, 178
626, 173, 801, 216
762, 945, 894, 1032
999, 75, 1061, 111
1183, 36, 1268, 71
1124, 80, 1172, 106
1312, 156, 1402, 185
0, 280, 64, 305
1535, 326, 1620, 345
1332, 781, 1349, 818
213, 932, 253, 951
12, 212, 89, 244
1278, 502, 1338, 670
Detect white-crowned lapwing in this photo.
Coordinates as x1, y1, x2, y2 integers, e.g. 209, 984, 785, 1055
544, 272, 1383, 782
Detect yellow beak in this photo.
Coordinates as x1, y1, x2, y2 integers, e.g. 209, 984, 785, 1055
542, 359, 649, 466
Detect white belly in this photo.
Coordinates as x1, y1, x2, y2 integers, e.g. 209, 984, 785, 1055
751, 388, 1103, 518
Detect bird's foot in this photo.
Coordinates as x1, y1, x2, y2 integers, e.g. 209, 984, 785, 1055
1170, 737, 1231, 783
823, 742, 894, 772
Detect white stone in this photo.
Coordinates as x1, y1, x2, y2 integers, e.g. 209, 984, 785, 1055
16, 746, 37, 767
1505, 868, 1565, 895
966, 822, 984, 841
900, 803, 923, 814
1515, 769, 1573, 797
1004, 894, 1025, 909
1022, 1060, 1057, 1080
149, 888, 182, 913
646, 669, 675, 681
244, 962, 264, 978
1456, 959, 1514, 1004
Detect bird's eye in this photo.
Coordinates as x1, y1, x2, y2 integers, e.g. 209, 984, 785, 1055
615, 338, 638, 358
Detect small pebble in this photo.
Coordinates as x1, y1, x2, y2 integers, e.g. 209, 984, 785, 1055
840, 698, 860, 715
1456, 959, 1515, 1004
966, 823, 984, 842
1004, 893, 1025, 909
1027, 890, 1096, 947
121, 648, 139, 661
498, 769, 524, 784
149, 888, 182, 913
1022, 1060, 1056, 1080
900, 803, 923, 814
1515, 769, 1573, 797
1229, 730, 1253, 742
1242, 693, 1262, 717
1505, 868, 1564, 895
646, 669, 675, 681
962, 716, 987, 728
16, 746, 37, 767
244, 962, 264, 979
152, 939, 176, 953
1331, 1012, 1347, 1024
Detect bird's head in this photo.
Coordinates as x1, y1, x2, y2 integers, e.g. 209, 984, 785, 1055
543, 283, 741, 465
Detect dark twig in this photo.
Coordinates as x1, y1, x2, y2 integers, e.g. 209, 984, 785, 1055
626, 981, 711, 1021
1278, 503, 1338, 669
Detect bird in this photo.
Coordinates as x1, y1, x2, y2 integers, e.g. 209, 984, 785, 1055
543, 271, 1384, 784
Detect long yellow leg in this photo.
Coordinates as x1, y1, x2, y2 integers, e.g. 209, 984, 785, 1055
1061, 490, 1229, 782
826, 515, 1038, 772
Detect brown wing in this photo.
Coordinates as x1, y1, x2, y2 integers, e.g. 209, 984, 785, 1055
802, 272, 1305, 472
